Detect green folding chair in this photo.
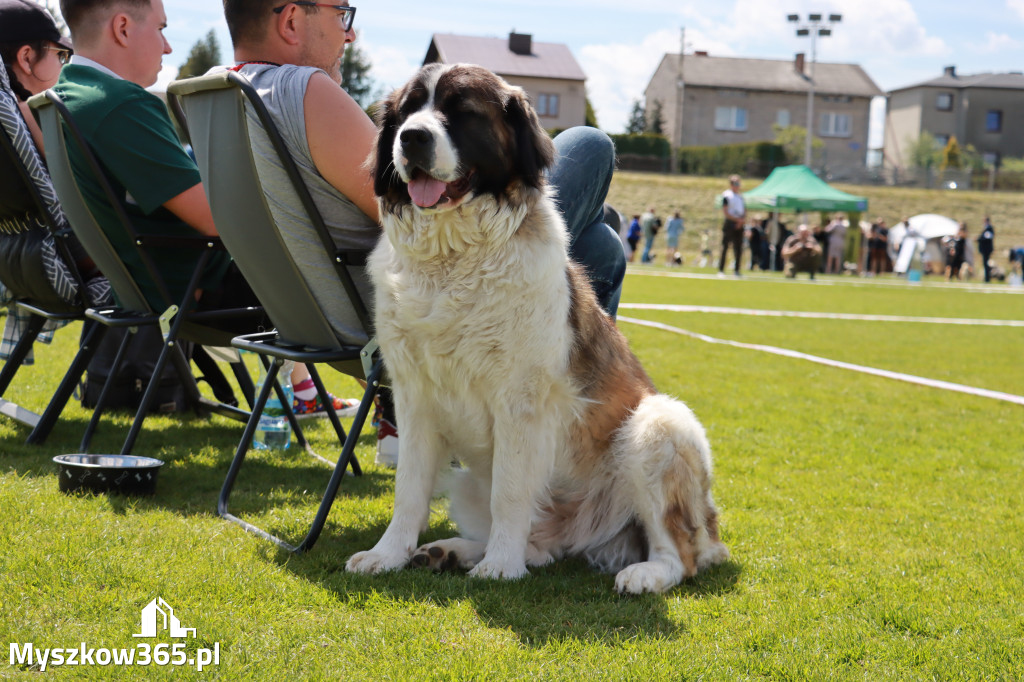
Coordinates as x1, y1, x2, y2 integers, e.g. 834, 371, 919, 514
168, 70, 382, 553
29, 89, 260, 455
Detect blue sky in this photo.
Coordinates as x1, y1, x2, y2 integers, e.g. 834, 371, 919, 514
136, 0, 1024, 134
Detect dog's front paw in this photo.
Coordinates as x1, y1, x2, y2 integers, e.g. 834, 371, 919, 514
468, 557, 529, 581
345, 548, 410, 574
614, 560, 684, 594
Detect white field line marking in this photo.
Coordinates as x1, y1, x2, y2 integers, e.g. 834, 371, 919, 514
627, 267, 1024, 295
619, 316, 1024, 407
620, 303, 1024, 327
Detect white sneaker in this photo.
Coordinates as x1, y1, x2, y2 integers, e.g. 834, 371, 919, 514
375, 418, 398, 468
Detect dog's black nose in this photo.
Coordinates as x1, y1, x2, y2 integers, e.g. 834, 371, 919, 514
400, 127, 432, 151
399, 126, 435, 169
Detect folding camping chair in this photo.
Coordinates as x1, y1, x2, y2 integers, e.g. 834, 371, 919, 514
0, 61, 108, 440
29, 90, 261, 455
167, 70, 382, 553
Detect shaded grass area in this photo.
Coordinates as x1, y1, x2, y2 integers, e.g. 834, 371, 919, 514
1, 273, 1023, 679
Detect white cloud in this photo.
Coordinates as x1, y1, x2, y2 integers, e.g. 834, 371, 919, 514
580, 0, 949, 131
578, 30, 675, 133
151, 63, 179, 93
1008, 0, 1024, 21
968, 31, 1021, 53
358, 40, 422, 96
578, 28, 738, 133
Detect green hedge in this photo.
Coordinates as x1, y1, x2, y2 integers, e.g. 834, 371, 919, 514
606, 135, 788, 177
608, 133, 671, 158
676, 141, 788, 178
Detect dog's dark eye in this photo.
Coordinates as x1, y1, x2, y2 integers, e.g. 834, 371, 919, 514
399, 88, 429, 117
447, 97, 486, 118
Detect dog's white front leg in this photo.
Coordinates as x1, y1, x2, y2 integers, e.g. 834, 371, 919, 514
346, 403, 443, 574
469, 405, 554, 580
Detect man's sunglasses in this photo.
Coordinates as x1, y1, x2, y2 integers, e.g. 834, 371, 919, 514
272, 2, 356, 31
43, 45, 72, 65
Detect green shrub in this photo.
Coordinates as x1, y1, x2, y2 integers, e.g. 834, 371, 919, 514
676, 141, 788, 177
608, 133, 671, 158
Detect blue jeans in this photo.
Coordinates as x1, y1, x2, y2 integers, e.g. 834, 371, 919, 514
641, 233, 655, 263
548, 127, 625, 317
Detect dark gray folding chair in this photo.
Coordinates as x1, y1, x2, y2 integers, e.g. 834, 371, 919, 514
29, 89, 260, 455
168, 70, 382, 553
0, 61, 109, 439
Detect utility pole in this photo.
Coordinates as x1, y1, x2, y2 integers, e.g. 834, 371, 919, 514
672, 27, 685, 174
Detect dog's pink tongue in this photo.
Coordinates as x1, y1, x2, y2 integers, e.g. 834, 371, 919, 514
408, 175, 447, 207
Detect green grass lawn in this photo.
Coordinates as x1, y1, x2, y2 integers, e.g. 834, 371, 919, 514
1, 271, 1022, 680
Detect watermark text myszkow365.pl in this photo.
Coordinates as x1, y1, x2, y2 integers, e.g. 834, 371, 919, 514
9, 597, 220, 672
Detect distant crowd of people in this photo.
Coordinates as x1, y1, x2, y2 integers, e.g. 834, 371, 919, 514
617, 174, 1014, 285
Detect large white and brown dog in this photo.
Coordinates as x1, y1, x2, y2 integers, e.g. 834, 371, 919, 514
346, 64, 728, 593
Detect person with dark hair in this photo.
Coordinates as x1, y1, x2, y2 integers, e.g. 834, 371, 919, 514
977, 216, 995, 282
867, 217, 889, 276
781, 224, 822, 279
0, 0, 109, 363
944, 222, 968, 281
0, 0, 73, 152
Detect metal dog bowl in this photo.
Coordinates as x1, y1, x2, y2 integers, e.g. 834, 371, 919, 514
53, 454, 164, 496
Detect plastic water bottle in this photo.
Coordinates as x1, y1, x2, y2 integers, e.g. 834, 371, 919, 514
253, 360, 293, 450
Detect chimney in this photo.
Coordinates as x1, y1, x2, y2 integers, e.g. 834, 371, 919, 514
944, 65, 956, 77
694, 50, 709, 57
795, 53, 806, 75
509, 32, 532, 55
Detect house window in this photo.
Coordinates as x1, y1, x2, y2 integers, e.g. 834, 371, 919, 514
933, 134, 950, 148
776, 109, 791, 128
819, 112, 851, 137
715, 106, 748, 131
936, 93, 953, 111
536, 93, 560, 118
986, 109, 1002, 133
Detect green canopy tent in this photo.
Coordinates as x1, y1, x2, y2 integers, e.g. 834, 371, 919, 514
743, 165, 868, 212
742, 165, 868, 271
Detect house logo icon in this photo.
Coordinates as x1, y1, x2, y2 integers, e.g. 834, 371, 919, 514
133, 597, 197, 638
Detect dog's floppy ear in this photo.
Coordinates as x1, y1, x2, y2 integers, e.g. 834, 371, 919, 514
371, 90, 404, 202
505, 87, 555, 189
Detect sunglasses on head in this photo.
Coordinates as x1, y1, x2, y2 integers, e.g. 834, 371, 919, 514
272, 2, 356, 31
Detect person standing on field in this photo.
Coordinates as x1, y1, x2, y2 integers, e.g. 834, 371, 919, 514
718, 175, 745, 277
639, 207, 657, 263
977, 216, 995, 282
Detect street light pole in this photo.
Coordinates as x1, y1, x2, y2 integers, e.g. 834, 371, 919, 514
788, 13, 841, 169
673, 27, 685, 173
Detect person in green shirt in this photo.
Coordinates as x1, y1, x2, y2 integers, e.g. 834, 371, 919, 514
54, 0, 360, 418
53, 0, 233, 313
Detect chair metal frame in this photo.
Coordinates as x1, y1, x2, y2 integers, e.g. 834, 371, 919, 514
168, 69, 382, 553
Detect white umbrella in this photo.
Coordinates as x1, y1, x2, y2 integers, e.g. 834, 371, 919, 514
889, 214, 971, 273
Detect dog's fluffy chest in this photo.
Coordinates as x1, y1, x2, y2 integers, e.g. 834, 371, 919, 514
370, 199, 575, 406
